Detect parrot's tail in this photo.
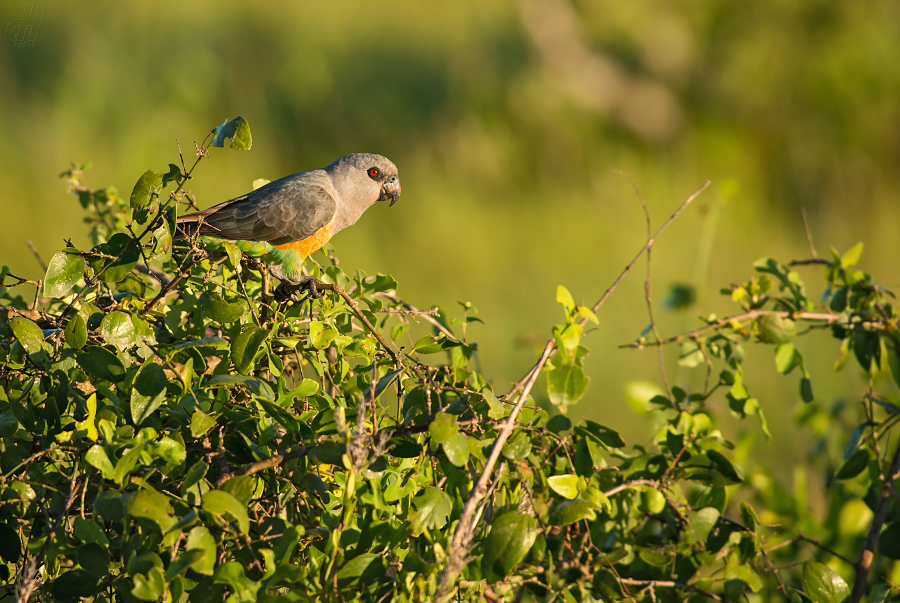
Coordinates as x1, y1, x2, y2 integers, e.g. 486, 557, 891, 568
174, 210, 223, 240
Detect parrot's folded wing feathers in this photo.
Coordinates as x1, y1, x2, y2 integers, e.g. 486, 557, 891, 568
177, 171, 338, 245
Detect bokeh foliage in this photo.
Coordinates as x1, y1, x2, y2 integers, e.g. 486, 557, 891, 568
1, 119, 900, 602
3, 0, 900, 438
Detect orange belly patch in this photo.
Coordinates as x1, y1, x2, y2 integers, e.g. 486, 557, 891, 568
274, 223, 333, 259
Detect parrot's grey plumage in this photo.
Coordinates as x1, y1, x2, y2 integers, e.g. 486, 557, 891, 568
176, 153, 400, 298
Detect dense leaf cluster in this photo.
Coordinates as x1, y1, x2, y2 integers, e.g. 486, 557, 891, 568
1, 119, 899, 602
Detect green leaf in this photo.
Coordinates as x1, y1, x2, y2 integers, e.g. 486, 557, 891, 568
501, 431, 532, 460
152, 220, 172, 262
76, 346, 126, 382
185, 526, 217, 575
100, 311, 134, 351
641, 487, 666, 514
576, 305, 599, 324
131, 566, 166, 601
549, 498, 597, 526
442, 432, 470, 467
0, 523, 21, 563
685, 507, 720, 544
211, 116, 252, 150
336, 553, 384, 587
548, 474, 579, 499
546, 414, 571, 433
756, 314, 796, 344
834, 448, 869, 481
413, 334, 462, 354
840, 242, 863, 267
51, 569, 100, 602
202, 490, 250, 534
190, 409, 217, 438
801, 560, 850, 603
482, 512, 538, 581
77, 542, 110, 577
43, 250, 86, 297
131, 362, 168, 425
740, 502, 759, 532
876, 522, 900, 559
207, 374, 275, 401
579, 421, 627, 448
73, 518, 109, 546
85, 445, 116, 479
129, 169, 164, 208
429, 411, 458, 443
65, 314, 87, 349
231, 324, 270, 374
552, 323, 583, 354
843, 423, 867, 462
91, 233, 141, 284
126, 488, 176, 533
482, 390, 507, 419
200, 291, 248, 324
887, 341, 900, 390
220, 475, 255, 506
556, 285, 575, 313
546, 362, 589, 408
706, 450, 744, 483
9, 317, 46, 356
774, 342, 800, 374
408, 486, 451, 536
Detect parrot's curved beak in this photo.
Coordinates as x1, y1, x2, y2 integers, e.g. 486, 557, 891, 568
380, 177, 401, 206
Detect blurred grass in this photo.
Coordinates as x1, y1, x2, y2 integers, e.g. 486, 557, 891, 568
2, 0, 898, 469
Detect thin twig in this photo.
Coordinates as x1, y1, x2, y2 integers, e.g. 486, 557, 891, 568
26, 240, 47, 272
614, 169, 673, 404
216, 447, 312, 488
765, 532, 854, 566
800, 207, 818, 259
621, 309, 876, 348
378, 291, 456, 339
619, 578, 726, 603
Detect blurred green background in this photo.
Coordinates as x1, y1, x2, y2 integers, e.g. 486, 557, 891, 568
2, 0, 899, 476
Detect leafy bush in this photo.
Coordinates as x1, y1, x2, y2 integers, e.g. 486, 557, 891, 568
1, 117, 899, 602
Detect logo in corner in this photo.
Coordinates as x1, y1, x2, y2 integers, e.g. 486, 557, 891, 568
6, 4, 45, 48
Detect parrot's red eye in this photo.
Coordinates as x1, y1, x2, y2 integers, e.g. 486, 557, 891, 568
368, 167, 380, 179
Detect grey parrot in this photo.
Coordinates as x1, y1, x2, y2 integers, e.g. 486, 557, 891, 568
176, 153, 400, 298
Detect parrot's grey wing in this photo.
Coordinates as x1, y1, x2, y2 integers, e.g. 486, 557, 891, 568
197, 171, 338, 245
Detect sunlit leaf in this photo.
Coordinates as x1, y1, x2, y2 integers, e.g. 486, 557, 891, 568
44, 250, 86, 297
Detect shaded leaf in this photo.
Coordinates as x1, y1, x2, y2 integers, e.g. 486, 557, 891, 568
65, 314, 87, 349
129, 169, 164, 208
76, 346, 126, 382
482, 512, 538, 581
231, 324, 270, 374
131, 362, 168, 425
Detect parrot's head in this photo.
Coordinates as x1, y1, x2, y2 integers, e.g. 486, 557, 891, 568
326, 153, 401, 207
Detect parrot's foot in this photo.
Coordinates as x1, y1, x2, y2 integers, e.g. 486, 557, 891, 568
274, 276, 326, 302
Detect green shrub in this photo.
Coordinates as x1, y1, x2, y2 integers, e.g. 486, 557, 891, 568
1, 117, 898, 602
